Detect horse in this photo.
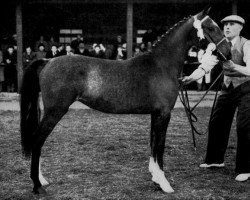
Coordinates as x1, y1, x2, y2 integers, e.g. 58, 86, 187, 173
20, 8, 231, 194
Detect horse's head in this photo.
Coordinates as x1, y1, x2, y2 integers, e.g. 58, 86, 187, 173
192, 7, 231, 61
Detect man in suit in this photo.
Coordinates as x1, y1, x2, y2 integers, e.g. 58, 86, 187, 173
75, 41, 90, 56
46, 45, 58, 59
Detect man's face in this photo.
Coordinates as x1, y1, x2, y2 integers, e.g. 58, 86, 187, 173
26, 47, 31, 54
51, 46, 57, 52
39, 46, 45, 51
95, 46, 100, 53
66, 46, 71, 52
223, 21, 243, 40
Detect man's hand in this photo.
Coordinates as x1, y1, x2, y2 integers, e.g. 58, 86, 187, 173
223, 60, 236, 71
181, 76, 195, 85
6, 59, 11, 64
182, 68, 206, 84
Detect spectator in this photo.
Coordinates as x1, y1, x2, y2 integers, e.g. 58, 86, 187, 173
140, 43, 147, 53
133, 45, 143, 57
35, 35, 49, 52
104, 44, 114, 59
3, 46, 17, 92
116, 45, 124, 60
196, 49, 212, 91
114, 35, 123, 47
75, 41, 90, 56
46, 45, 58, 59
65, 44, 74, 56
116, 43, 127, 60
146, 41, 153, 52
47, 36, 59, 51
91, 43, 105, 58
113, 35, 125, 59
23, 46, 36, 69
184, 46, 199, 90
70, 34, 83, 53
186, 46, 198, 63
142, 28, 157, 45
35, 44, 46, 60
11, 34, 17, 51
57, 43, 66, 56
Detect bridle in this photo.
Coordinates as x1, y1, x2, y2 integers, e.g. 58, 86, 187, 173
193, 15, 228, 62
179, 15, 230, 148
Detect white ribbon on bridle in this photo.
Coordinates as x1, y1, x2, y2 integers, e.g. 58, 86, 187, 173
193, 15, 209, 40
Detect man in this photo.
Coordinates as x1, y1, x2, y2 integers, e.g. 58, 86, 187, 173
46, 45, 58, 59
3, 46, 17, 92
70, 34, 84, 53
75, 41, 90, 56
65, 44, 74, 56
182, 15, 250, 182
35, 35, 49, 52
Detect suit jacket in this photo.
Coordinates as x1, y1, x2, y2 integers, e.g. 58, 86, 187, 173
46, 51, 58, 59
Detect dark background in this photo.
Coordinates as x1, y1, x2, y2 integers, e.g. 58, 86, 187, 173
0, 1, 250, 48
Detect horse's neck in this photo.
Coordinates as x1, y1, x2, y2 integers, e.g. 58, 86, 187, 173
153, 18, 194, 75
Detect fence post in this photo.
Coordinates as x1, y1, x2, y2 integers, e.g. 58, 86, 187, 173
16, 0, 23, 93
126, 1, 133, 59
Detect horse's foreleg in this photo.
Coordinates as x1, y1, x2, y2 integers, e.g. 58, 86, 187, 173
149, 110, 174, 193
39, 158, 49, 186
31, 107, 68, 194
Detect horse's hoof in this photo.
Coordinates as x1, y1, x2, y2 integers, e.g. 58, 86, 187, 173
33, 186, 47, 195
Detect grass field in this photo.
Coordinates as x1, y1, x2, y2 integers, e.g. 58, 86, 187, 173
0, 108, 249, 200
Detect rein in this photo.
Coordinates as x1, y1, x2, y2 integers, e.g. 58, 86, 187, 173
179, 15, 228, 148
178, 71, 223, 148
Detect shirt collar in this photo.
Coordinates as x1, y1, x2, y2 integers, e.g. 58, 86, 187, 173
229, 36, 240, 47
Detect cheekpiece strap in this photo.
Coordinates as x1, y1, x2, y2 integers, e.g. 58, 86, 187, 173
193, 15, 209, 40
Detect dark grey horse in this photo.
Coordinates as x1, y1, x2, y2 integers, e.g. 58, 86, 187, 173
20, 8, 231, 194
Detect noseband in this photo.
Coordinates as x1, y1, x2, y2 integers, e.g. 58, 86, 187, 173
193, 15, 228, 61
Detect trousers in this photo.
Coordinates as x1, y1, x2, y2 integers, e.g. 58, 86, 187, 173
205, 81, 250, 173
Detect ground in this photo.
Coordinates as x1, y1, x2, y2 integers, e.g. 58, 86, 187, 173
0, 99, 250, 200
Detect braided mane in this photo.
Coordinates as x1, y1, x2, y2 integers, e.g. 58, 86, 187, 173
152, 15, 192, 48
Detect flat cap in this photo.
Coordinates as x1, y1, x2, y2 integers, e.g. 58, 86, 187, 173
221, 15, 245, 25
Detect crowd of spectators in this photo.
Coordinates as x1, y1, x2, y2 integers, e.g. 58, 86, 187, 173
0, 28, 166, 92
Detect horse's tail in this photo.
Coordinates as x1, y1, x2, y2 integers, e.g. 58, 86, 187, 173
20, 59, 48, 158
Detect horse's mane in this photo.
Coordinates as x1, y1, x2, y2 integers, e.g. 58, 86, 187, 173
152, 15, 192, 49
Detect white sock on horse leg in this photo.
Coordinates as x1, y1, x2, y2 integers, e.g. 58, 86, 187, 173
39, 159, 49, 186
149, 157, 174, 193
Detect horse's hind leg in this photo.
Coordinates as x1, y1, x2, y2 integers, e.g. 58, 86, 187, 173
149, 109, 174, 193
31, 106, 69, 194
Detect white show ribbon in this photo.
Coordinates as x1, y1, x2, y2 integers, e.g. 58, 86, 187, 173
193, 15, 209, 40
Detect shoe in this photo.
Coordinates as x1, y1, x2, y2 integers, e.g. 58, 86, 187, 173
235, 173, 250, 182
199, 163, 225, 168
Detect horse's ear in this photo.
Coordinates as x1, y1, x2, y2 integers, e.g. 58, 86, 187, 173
203, 6, 211, 16
196, 6, 211, 19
